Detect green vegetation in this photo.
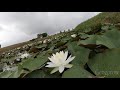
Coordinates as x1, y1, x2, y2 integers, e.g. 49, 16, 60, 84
75, 12, 120, 33
1, 12, 120, 78
42, 33, 48, 37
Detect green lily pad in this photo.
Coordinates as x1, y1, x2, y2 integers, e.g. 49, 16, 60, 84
0, 71, 13, 78
55, 41, 67, 49
79, 29, 120, 49
79, 35, 98, 45
67, 42, 90, 66
36, 44, 47, 49
21, 54, 49, 71
8, 65, 26, 78
88, 48, 120, 78
25, 70, 46, 78
79, 33, 90, 39
62, 37, 71, 42
101, 25, 110, 30
96, 29, 120, 48
62, 65, 94, 78
25, 69, 60, 78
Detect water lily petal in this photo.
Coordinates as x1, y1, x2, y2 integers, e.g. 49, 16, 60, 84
45, 62, 57, 68
56, 52, 60, 56
65, 56, 75, 64
64, 64, 73, 68
56, 51, 64, 63
60, 51, 64, 57
48, 57, 58, 64
55, 52, 64, 64
57, 51, 68, 63
47, 62, 53, 64
63, 51, 68, 61
48, 57, 53, 62
50, 67, 59, 74
59, 66, 65, 73
52, 54, 56, 58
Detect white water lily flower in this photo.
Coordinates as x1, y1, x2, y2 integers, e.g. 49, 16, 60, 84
38, 41, 42, 44
45, 51, 75, 74
20, 53, 30, 59
48, 39, 51, 42
55, 37, 57, 39
71, 34, 77, 38
16, 58, 21, 62
43, 39, 47, 44
17, 47, 21, 50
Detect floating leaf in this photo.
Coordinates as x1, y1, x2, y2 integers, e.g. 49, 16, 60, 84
79, 33, 90, 39
25, 69, 60, 78
55, 41, 67, 49
36, 44, 47, 49
0, 71, 13, 78
67, 42, 90, 66
79, 29, 120, 49
8, 65, 26, 78
88, 48, 120, 78
96, 29, 120, 48
79, 35, 98, 45
62, 65, 94, 78
101, 25, 110, 30
25, 70, 46, 78
62, 37, 71, 42
21, 54, 49, 71
96, 35, 116, 48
